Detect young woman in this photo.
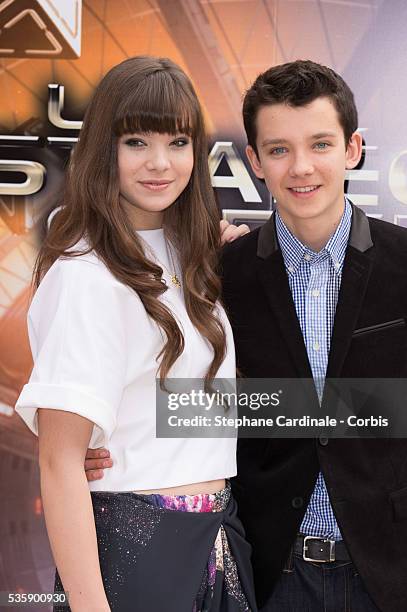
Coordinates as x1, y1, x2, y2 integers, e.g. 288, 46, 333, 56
15, 56, 255, 611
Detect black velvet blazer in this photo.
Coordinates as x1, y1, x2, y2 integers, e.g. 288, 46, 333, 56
221, 204, 407, 612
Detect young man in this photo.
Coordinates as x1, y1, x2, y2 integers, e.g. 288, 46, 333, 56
85, 61, 407, 611
221, 60, 407, 612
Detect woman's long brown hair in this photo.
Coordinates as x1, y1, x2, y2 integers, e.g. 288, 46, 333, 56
34, 56, 226, 385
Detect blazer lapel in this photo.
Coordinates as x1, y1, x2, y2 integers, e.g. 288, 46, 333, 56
256, 214, 313, 378
326, 205, 375, 378
256, 204, 375, 380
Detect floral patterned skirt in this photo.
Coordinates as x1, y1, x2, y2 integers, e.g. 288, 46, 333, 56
54, 482, 257, 611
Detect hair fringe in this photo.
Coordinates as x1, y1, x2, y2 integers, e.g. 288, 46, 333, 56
33, 56, 226, 388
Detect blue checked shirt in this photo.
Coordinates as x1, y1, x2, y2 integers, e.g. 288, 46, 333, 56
275, 200, 352, 541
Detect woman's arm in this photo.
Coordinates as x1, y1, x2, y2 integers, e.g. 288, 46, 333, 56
220, 220, 250, 245
38, 409, 110, 612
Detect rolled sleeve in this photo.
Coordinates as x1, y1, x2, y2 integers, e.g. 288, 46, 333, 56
15, 256, 129, 447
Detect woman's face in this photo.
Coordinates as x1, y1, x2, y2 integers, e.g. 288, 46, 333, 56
117, 131, 194, 230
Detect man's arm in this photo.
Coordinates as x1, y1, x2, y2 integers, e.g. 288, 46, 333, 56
84, 447, 112, 481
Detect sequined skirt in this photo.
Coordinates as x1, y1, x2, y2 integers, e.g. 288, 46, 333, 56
54, 482, 257, 611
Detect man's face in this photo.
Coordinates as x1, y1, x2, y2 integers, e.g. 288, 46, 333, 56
246, 97, 362, 232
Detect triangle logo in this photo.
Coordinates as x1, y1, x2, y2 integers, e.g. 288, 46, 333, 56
0, 9, 61, 55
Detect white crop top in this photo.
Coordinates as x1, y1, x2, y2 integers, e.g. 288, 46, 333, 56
15, 229, 237, 491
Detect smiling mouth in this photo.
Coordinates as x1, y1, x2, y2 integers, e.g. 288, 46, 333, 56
289, 185, 320, 193
139, 180, 174, 191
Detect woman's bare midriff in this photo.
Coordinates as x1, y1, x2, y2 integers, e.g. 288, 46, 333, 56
133, 478, 225, 495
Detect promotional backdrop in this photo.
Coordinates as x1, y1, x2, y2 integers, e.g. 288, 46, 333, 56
1, 0, 406, 605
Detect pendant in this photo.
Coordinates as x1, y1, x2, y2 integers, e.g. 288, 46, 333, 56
171, 274, 181, 288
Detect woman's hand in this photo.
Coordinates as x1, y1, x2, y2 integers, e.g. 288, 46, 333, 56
220, 219, 250, 246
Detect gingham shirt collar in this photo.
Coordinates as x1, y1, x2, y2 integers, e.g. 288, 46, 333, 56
275, 199, 353, 276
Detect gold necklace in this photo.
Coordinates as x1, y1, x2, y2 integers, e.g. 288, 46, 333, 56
150, 241, 181, 288
162, 240, 181, 288
139, 233, 181, 289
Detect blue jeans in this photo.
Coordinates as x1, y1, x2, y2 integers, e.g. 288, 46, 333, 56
260, 549, 380, 612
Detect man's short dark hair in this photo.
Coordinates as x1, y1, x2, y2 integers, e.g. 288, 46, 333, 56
243, 60, 358, 154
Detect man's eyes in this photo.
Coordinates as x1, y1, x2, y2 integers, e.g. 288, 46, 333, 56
269, 146, 288, 156
314, 142, 330, 150
268, 142, 331, 155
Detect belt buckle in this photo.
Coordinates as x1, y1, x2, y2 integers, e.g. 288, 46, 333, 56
303, 536, 335, 563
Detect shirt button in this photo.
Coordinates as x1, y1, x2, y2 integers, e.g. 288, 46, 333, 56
313, 341, 320, 351
334, 261, 340, 269
304, 254, 311, 261
319, 436, 329, 446
288, 265, 294, 273
312, 289, 320, 297
291, 497, 303, 509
